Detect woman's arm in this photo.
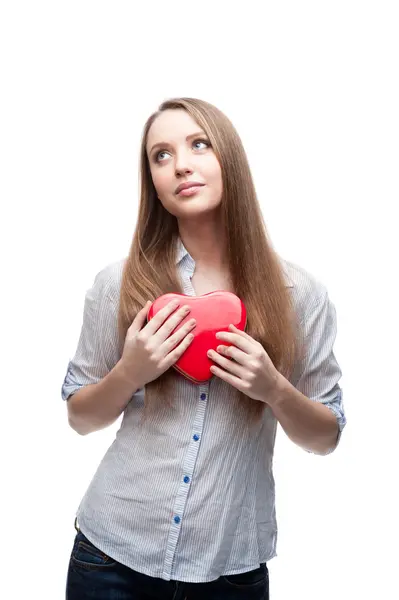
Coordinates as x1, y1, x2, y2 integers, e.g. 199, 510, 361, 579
67, 361, 139, 435
267, 377, 340, 455
209, 285, 346, 455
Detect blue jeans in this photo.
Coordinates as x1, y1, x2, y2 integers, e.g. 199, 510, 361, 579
66, 529, 269, 599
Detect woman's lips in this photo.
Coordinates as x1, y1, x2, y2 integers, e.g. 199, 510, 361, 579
177, 185, 205, 197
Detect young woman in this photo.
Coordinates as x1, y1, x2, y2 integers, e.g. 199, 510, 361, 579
62, 97, 346, 599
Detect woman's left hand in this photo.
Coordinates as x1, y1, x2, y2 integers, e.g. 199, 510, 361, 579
208, 324, 282, 403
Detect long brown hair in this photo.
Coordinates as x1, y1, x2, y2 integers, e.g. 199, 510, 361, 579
118, 98, 300, 419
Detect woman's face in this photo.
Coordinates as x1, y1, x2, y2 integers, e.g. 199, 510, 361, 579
146, 109, 223, 220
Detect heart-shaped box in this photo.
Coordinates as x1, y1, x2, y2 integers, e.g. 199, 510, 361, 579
147, 291, 247, 384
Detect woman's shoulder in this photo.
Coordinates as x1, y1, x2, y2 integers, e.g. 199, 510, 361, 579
91, 257, 127, 302
279, 257, 329, 314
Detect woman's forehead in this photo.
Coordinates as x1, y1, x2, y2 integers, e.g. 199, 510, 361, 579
146, 109, 202, 150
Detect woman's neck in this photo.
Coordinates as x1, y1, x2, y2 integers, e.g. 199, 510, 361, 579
178, 218, 228, 271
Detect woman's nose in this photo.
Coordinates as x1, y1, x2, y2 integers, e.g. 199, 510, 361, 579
175, 153, 194, 177
175, 165, 194, 177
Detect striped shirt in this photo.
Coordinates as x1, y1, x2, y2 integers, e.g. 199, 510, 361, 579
61, 240, 346, 583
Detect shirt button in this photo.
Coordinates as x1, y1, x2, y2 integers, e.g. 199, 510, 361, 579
193, 434, 199, 441
184, 476, 190, 483
200, 393, 207, 400
174, 516, 181, 524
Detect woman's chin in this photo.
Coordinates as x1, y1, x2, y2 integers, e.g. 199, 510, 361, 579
173, 200, 222, 219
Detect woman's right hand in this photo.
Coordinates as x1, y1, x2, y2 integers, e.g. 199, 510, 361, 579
118, 299, 196, 390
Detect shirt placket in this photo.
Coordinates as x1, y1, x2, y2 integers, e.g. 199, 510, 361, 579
162, 252, 210, 579
161, 381, 210, 579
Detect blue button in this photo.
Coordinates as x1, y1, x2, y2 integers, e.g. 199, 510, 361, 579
174, 516, 181, 524
200, 393, 207, 400
193, 434, 199, 441
184, 476, 190, 483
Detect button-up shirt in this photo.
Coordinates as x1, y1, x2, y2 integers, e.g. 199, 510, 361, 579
61, 242, 346, 583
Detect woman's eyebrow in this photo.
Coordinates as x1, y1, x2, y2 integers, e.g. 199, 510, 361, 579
149, 131, 207, 155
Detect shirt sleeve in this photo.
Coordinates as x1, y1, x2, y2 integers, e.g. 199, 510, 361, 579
293, 286, 347, 450
61, 266, 121, 401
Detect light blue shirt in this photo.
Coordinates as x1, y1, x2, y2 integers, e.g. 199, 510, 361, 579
61, 242, 346, 583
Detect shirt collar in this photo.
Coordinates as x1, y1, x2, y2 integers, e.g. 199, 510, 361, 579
175, 238, 191, 264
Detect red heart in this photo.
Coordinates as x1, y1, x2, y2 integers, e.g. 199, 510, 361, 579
147, 291, 247, 384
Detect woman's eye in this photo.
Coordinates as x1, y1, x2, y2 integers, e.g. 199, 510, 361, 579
193, 139, 210, 150
155, 139, 210, 162
156, 150, 170, 162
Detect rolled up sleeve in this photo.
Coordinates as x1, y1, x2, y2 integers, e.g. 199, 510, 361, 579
61, 266, 121, 401
294, 286, 346, 449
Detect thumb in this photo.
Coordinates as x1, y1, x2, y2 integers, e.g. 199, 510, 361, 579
130, 301, 151, 333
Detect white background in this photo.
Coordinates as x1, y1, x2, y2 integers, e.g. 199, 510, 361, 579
1, 1, 398, 598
